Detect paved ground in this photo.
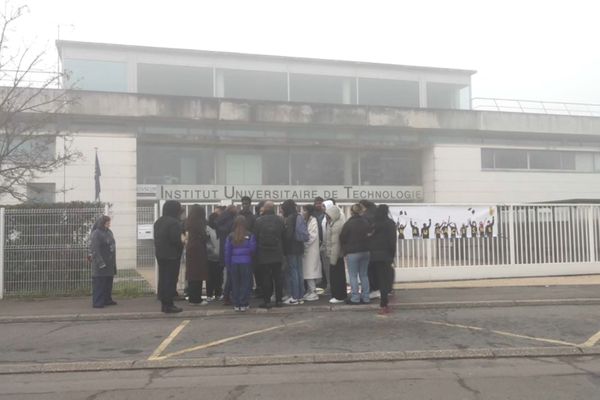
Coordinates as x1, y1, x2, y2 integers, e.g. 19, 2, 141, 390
2, 303, 600, 366
2, 357, 600, 399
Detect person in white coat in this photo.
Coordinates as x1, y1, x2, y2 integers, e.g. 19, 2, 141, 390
302, 204, 322, 301
325, 204, 347, 303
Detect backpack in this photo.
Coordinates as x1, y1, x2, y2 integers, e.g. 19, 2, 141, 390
294, 214, 310, 242
259, 221, 281, 250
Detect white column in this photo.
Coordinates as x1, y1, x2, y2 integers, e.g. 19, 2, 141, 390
216, 70, 225, 97
342, 79, 352, 104
419, 80, 428, 108
153, 203, 159, 294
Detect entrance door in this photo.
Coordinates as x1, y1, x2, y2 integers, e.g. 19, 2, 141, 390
226, 154, 262, 184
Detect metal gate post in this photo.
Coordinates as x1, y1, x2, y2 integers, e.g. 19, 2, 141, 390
0, 208, 5, 299
508, 206, 516, 265
588, 206, 596, 263
153, 203, 159, 294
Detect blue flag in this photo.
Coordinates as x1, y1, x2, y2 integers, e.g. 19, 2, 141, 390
94, 151, 101, 202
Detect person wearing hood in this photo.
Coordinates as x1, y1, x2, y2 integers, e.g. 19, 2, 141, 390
154, 200, 184, 313
369, 204, 397, 315
325, 204, 347, 304
90, 215, 117, 308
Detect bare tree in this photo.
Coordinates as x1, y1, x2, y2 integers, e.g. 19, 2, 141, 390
0, 3, 80, 201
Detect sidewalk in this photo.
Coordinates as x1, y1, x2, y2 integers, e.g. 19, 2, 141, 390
2, 275, 600, 323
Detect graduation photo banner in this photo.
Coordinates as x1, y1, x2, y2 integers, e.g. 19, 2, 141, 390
389, 205, 498, 239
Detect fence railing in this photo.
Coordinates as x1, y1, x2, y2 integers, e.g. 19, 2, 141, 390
472, 98, 600, 117
1, 203, 599, 297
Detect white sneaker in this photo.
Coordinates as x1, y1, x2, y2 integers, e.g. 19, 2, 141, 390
283, 297, 298, 305
369, 290, 381, 300
270, 295, 276, 302
315, 287, 325, 295
304, 292, 319, 301
329, 298, 345, 304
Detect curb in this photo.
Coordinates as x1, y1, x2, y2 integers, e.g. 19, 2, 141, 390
1, 346, 599, 375
2, 298, 600, 324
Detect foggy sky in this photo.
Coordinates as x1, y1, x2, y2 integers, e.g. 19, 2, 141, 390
15, 0, 600, 105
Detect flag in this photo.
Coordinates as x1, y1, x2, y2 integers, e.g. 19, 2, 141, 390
94, 150, 101, 202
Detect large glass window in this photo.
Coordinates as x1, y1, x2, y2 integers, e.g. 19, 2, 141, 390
289, 74, 348, 104
138, 144, 215, 184
358, 78, 419, 108
137, 64, 213, 97
291, 149, 356, 185
63, 59, 127, 92
222, 69, 287, 101
427, 82, 465, 109
360, 150, 421, 185
482, 148, 600, 172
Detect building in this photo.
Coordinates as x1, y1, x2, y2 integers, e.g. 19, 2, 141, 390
10, 40, 600, 275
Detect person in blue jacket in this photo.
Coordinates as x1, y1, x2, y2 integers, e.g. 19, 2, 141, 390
224, 216, 257, 311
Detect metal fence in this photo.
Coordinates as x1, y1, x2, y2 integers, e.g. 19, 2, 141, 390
0, 206, 154, 298
395, 205, 600, 281
1, 203, 599, 298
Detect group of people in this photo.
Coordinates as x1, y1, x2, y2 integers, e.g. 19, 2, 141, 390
153, 197, 397, 315
398, 217, 495, 239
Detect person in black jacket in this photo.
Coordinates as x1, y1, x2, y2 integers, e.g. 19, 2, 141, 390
340, 203, 371, 304
254, 201, 286, 308
90, 215, 117, 308
281, 199, 305, 305
369, 205, 397, 314
154, 200, 184, 313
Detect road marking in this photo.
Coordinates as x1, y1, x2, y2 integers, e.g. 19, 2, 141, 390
423, 320, 578, 347
580, 329, 600, 348
148, 319, 191, 361
155, 319, 308, 361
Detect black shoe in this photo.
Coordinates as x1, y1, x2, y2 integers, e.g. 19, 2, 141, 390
258, 302, 272, 309
274, 302, 283, 308
105, 300, 117, 306
345, 299, 360, 305
162, 305, 183, 314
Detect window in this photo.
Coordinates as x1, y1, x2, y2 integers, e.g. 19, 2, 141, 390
63, 59, 127, 92
493, 149, 528, 169
138, 144, 215, 184
360, 150, 421, 185
226, 154, 261, 184
291, 149, 356, 185
482, 148, 600, 172
358, 78, 419, 108
26, 183, 55, 203
289, 74, 349, 104
222, 69, 287, 101
137, 64, 213, 97
427, 83, 466, 109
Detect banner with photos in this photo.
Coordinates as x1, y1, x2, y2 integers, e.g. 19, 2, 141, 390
389, 205, 498, 239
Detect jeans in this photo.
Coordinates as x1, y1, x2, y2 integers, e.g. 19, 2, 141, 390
286, 254, 304, 301
346, 252, 370, 303
230, 263, 252, 307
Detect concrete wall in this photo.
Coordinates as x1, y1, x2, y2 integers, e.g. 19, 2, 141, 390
430, 145, 600, 203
